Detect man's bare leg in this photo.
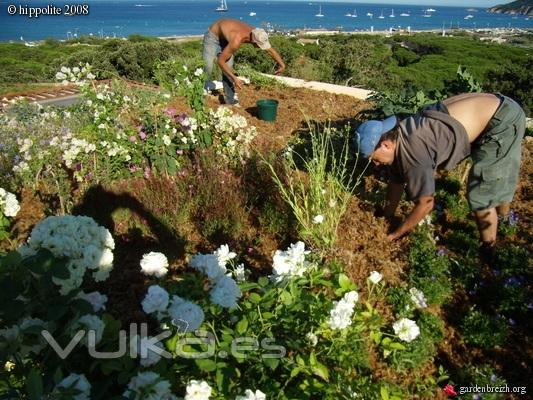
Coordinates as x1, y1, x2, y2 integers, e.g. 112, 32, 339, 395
473, 208, 498, 244
496, 202, 510, 217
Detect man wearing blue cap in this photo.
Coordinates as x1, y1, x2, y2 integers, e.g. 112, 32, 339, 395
355, 93, 525, 251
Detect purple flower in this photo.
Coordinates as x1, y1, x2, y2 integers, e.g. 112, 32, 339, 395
504, 276, 522, 287
492, 269, 501, 277
491, 374, 498, 383
508, 318, 516, 326
468, 289, 477, 296
437, 248, 447, 256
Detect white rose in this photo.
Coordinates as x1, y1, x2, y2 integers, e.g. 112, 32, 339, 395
392, 318, 420, 343
185, 380, 212, 400
368, 271, 383, 284
140, 252, 169, 278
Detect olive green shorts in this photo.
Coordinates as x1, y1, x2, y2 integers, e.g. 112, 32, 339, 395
467, 95, 526, 211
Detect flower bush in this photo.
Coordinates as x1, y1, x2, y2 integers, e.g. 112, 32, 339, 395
0, 188, 20, 240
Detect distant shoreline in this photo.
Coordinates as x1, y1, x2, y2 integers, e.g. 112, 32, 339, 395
158, 26, 533, 42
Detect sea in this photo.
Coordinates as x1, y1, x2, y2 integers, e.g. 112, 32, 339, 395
1, 0, 532, 42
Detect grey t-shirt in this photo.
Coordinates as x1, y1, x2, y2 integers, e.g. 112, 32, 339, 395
389, 103, 471, 200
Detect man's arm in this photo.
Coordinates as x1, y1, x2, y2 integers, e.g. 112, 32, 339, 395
265, 47, 286, 75
387, 195, 434, 241
217, 43, 243, 89
383, 181, 404, 217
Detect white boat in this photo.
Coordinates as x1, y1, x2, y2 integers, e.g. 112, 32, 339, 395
464, 14, 474, 19
426, 8, 436, 12
249, 11, 256, 16
378, 9, 385, 19
400, 12, 410, 17
389, 9, 395, 18
315, 5, 324, 17
345, 9, 357, 17
216, 0, 228, 12
366, 12, 373, 18
422, 10, 432, 17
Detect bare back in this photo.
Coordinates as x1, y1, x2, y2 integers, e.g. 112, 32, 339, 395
443, 93, 501, 143
208, 19, 253, 45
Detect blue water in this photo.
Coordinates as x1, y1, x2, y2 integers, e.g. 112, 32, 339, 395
1, 0, 532, 41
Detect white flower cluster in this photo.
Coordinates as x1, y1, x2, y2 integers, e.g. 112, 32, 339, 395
141, 285, 204, 333
270, 241, 311, 283
100, 140, 131, 161
189, 244, 241, 309
20, 215, 115, 295
76, 290, 108, 312
208, 107, 257, 159
327, 291, 359, 330
0, 188, 20, 217
124, 371, 178, 400
409, 287, 428, 309
55, 63, 96, 86
171, 113, 200, 146
392, 318, 420, 342
53, 373, 91, 400
76, 314, 106, 346
235, 389, 266, 400
140, 251, 169, 277
185, 380, 212, 400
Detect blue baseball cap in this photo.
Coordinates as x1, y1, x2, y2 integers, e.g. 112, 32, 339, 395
355, 115, 398, 158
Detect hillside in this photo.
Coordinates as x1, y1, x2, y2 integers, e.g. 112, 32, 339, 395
488, 0, 533, 16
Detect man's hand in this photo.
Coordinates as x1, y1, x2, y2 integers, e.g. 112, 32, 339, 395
275, 64, 286, 75
233, 77, 244, 90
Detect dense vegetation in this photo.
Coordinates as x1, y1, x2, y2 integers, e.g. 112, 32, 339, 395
1, 32, 532, 115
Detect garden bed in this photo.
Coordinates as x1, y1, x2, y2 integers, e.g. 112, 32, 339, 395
1, 68, 531, 399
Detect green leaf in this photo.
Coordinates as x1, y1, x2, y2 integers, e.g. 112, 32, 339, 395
26, 368, 43, 400
0, 250, 22, 269
248, 292, 261, 304
258, 277, 269, 287
290, 367, 302, 378
263, 357, 279, 370
380, 386, 390, 400
280, 291, 293, 305
195, 358, 217, 372
51, 259, 70, 279
338, 273, 354, 291
389, 342, 406, 350
236, 317, 248, 335
312, 363, 329, 381
309, 351, 317, 366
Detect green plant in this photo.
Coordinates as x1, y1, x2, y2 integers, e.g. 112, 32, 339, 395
264, 123, 365, 250
461, 309, 508, 348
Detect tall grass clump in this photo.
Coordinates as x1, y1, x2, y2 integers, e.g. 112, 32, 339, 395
264, 123, 364, 250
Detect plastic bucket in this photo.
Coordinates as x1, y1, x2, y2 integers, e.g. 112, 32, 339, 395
256, 99, 279, 122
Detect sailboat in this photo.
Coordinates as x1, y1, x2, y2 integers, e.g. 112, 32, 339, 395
345, 9, 357, 17
400, 11, 410, 17
378, 9, 385, 19
366, 12, 373, 18
389, 9, 395, 17
315, 5, 324, 17
215, 0, 228, 12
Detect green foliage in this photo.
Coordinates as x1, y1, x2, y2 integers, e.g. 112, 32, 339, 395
484, 57, 533, 116
455, 364, 509, 400
461, 309, 509, 348
389, 312, 444, 371
264, 123, 365, 250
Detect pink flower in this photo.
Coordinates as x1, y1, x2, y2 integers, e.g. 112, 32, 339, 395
164, 107, 177, 117
176, 149, 184, 155
129, 135, 137, 142
139, 131, 147, 140
443, 384, 457, 396
144, 167, 151, 179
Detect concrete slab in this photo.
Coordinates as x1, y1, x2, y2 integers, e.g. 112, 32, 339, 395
260, 74, 374, 100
